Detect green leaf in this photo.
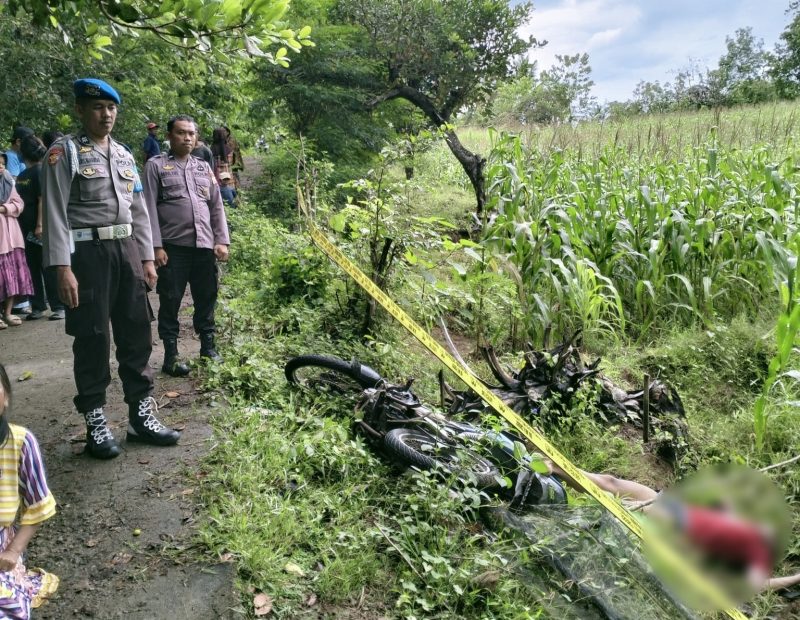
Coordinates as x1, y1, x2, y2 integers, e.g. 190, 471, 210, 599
220, 0, 243, 26
463, 247, 483, 263
529, 456, 550, 474
450, 262, 467, 276
512, 441, 527, 462
93, 35, 113, 49
329, 212, 346, 232
253, 0, 287, 24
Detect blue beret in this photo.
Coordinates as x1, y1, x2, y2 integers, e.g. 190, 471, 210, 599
73, 78, 121, 104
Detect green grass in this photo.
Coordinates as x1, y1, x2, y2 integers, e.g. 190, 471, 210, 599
459, 101, 800, 158
198, 206, 569, 619
197, 100, 800, 618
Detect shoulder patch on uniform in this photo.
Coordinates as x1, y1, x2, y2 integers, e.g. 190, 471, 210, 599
132, 165, 143, 193
48, 147, 64, 166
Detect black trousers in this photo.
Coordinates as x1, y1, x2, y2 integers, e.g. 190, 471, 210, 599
65, 237, 154, 412
24, 239, 64, 312
156, 244, 218, 341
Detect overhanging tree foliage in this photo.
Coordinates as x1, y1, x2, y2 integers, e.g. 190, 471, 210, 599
337, 0, 537, 214
0, 13, 259, 153
5, 0, 313, 61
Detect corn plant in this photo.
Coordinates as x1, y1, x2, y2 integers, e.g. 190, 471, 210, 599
753, 236, 800, 451
481, 129, 800, 346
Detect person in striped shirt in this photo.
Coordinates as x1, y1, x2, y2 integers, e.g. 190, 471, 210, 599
0, 363, 58, 618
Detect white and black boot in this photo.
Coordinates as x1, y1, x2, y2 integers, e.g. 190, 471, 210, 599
83, 407, 121, 459
127, 396, 180, 446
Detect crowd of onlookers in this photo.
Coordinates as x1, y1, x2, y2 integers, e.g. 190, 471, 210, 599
0, 127, 66, 329
0, 121, 244, 331
144, 121, 242, 209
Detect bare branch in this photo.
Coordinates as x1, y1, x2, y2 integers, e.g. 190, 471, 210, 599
760, 453, 800, 473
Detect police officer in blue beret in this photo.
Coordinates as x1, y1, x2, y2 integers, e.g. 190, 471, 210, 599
41, 78, 180, 459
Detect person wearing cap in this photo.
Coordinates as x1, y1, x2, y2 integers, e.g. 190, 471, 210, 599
41, 78, 180, 460
142, 114, 230, 376
143, 122, 160, 163
218, 170, 238, 208
6, 127, 35, 179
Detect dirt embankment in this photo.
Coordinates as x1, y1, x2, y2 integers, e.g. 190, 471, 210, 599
2, 297, 236, 619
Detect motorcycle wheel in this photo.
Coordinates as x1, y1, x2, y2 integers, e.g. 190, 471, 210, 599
284, 355, 382, 398
383, 428, 500, 489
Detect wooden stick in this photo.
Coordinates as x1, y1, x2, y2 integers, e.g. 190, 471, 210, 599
643, 373, 651, 444
760, 453, 800, 473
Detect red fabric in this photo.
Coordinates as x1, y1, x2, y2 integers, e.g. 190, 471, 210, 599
684, 506, 772, 572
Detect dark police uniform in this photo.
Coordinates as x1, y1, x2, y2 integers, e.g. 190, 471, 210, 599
42, 131, 155, 414
142, 153, 229, 346
41, 78, 178, 459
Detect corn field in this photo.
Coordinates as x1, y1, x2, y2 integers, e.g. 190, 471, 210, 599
480, 107, 800, 345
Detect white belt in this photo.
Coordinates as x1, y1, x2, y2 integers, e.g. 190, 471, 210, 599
72, 224, 132, 242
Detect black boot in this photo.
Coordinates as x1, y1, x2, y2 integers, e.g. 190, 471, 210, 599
162, 339, 190, 377
127, 396, 180, 446
83, 407, 121, 459
199, 333, 223, 363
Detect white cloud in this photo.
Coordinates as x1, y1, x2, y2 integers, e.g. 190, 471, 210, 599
520, 0, 642, 71
519, 0, 789, 102
587, 28, 624, 47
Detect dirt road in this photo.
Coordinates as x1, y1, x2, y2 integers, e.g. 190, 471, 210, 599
1, 298, 237, 619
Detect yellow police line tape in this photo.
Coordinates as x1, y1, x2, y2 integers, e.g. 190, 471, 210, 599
301, 212, 746, 619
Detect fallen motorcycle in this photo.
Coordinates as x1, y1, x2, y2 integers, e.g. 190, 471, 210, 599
284, 354, 566, 506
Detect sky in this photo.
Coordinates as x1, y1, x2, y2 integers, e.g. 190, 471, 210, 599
517, 0, 792, 102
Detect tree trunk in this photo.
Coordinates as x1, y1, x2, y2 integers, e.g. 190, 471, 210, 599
443, 129, 486, 215
367, 85, 487, 215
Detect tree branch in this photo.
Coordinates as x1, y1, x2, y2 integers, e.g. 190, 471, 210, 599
366, 85, 445, 126
97, 0, 256, 49
760, 453, 800, 473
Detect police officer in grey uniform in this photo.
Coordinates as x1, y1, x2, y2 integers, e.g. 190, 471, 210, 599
143, 115, 230, 376
41, 78, 180, 459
